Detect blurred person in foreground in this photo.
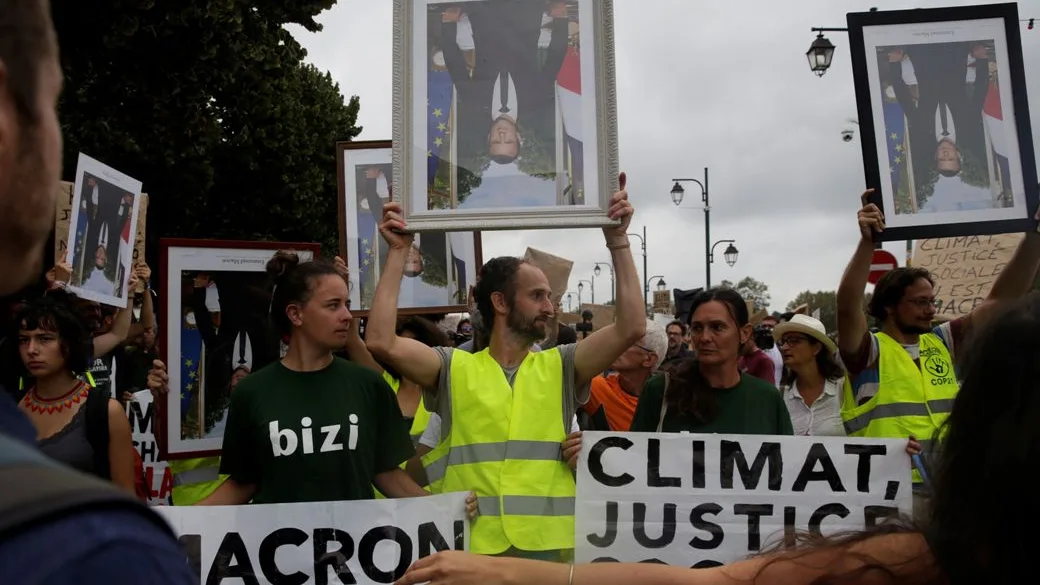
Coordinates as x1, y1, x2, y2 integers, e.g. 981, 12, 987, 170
395, 291, 1040, 585
0, 2, 195, 583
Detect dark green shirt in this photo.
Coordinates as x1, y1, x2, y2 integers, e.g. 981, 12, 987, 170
631, 372, 794, 435
219, 357, 415, 504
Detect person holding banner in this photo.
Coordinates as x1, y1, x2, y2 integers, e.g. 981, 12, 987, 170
397, 291, 1040, 585
628, 288, 793, 436
836, 189, 1040, 523
367, 174, 645, 561
196, 251, 432, 505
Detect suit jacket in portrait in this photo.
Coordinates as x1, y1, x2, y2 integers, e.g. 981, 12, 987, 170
441, 3, 570, 176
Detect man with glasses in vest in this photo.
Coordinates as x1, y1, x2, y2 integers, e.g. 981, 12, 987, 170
836, 189, 1040, 525
367, 174, 644, 561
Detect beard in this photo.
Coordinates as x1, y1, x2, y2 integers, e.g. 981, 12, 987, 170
895, 316, 932, 335
507, 308, 547, 345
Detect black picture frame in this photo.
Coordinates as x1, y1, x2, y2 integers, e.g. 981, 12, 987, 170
847, 3, 1038, 242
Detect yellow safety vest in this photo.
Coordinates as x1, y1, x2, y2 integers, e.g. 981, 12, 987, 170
430, 347, 575, 554
169, 457, 227, 505
374, 372, 432, 499
421, 438, 449, 495
841, 332, 958, 483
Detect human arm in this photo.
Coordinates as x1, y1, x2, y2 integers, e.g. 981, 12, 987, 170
886, 49, 917, 113
106, 398, 137, 493
541, 2, 570, 79
374, 468, 429, 498
572, 174, 646, 386
406, 445, 432, 487
190, 274, 218, 348
968, 43, 990, 110
394, 532, 934, 585
836, 190, 881, 361
364, 203, 444, 390
93, 272, 139, 358
195, 478, 257, 506
440, 8, 471, 89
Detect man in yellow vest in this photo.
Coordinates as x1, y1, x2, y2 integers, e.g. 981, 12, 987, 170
367, 174, 645, 561
836, 189, 1040, 524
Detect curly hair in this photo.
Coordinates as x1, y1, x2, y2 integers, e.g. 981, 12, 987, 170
868, 267, 933, 324
473, 256, 528, 336
13, 288, 91, 376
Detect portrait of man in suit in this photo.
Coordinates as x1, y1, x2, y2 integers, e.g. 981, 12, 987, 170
72, 173, 134, 294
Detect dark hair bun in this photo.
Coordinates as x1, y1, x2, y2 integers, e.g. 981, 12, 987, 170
266, 250, 301, 282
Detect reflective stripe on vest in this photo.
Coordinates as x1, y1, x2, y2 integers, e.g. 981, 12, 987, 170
841, 332, 958, 483
421, 439, 450, 495
169, 457, 225, 505
438, 347, 575, 554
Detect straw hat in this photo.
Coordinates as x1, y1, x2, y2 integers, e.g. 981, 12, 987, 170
772, 314, 837, 355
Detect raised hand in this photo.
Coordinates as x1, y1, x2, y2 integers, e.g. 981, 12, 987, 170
602, 172, 633, 243
379, 202, 416, 251
857, 189, 885, 241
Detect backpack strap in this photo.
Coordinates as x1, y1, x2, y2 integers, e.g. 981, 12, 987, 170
0, 433, 175, 541
656, 373, 670, 433
84, 387, 112, 480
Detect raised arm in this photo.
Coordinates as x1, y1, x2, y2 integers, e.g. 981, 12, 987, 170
542, 2, 570, 80
127, 263, 154, 340
572, 173, 646, 387
93, 272, 138, 358
364, 203, 444, 390
836, 190, 881, 356
440, 8, 471, 89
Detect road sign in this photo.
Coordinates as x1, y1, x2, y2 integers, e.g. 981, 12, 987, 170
868, 249, 898, 285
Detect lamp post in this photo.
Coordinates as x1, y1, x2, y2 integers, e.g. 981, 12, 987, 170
709, 240, 740, 270
626, 227, 649, 314
805, 29, 841, 77
647, 276, 666, 313
565, 292, 576, 312
592, 262, 615, 304
578, 279, 594, 306
671, 168, 734, 289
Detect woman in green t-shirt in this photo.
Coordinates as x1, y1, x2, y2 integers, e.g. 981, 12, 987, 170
630, 288, 793, 435
196, 251, 429, 505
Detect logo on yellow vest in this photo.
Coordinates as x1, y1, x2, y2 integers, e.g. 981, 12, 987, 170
923, 354, 952, 379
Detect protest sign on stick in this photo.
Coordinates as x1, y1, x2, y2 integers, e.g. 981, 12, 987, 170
157, 492, 470, 584
575, 432, 912, 567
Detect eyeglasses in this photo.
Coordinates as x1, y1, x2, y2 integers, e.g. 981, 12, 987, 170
778, 336, 809, 347
903, 297, 939, 310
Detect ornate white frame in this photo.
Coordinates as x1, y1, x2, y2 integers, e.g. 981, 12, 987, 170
392, 0, 619, 232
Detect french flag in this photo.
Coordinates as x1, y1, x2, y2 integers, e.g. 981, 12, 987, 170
983, 80, 1011, 191
557, 47, 583, 195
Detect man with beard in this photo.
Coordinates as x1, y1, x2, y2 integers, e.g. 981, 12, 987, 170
836, 189, 1040, 525
366, 173, 644, 561
0, 1, 195, 582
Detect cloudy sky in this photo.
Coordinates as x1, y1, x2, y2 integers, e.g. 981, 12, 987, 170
289, 0, 1040, 312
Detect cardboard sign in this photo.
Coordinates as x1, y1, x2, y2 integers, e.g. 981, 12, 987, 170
524, 247, 574, 306
913, 234, 1023, 317
575, 432, 912, 567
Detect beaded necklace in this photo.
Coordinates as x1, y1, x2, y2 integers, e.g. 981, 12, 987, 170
22, 380, 90, 415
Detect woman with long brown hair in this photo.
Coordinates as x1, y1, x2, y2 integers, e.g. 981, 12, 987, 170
628, 287, 792, 435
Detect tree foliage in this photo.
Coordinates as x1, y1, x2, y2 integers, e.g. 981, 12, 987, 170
719, 277, 772, 312
787, 290, 838, 333
53, 1, 361, 274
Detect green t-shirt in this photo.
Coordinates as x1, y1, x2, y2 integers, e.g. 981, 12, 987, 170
219, 357, 415, 504
630, 372, 794, 435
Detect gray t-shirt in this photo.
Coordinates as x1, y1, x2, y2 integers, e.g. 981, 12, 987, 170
424, 344, 589, 444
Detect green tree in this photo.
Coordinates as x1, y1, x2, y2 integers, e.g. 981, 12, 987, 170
787, 290, 838, 333
53, 1, 360, 267
720, 277, 771, 312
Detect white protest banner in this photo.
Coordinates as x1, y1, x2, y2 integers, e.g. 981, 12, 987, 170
127, 389, 172, 505
575, 432, 912, 567
157, 492, 470, 584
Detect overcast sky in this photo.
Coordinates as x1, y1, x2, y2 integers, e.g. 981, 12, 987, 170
289, 0, 1040, 313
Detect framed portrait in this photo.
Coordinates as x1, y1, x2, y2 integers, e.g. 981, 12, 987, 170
65, 153, 144, 308
336, 140, 483, 315
848, 3, 1038, 242
157, 239, 319, 459
392, 0, 620, 231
